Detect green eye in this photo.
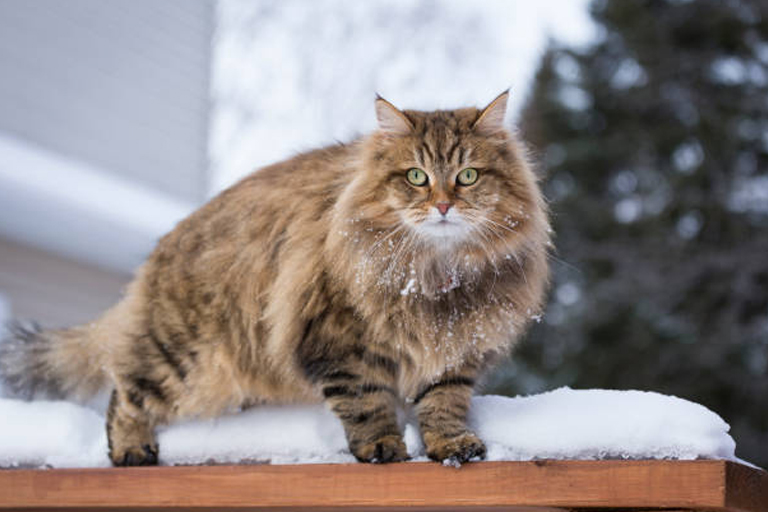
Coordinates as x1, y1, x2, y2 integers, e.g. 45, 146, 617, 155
406, 168, 428, 186
457, 167, 479, 186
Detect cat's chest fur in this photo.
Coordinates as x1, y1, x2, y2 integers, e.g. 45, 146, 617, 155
395, 294, 517, 388
314, 220, 542, 396
337, 263, 522, 392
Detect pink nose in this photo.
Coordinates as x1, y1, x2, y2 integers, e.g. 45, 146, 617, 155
436, 202, 452, 215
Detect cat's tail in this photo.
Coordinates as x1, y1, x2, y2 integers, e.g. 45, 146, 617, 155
0, 321, 108, 401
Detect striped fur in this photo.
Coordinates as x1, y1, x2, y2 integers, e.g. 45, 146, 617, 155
0, 92, 550, 465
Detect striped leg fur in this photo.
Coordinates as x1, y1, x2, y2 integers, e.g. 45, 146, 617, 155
298, 308, 407, 463
106, 390, 159, 466
308, 347, 407, 463
414, 369, 486, 464
324, 379, 406, 463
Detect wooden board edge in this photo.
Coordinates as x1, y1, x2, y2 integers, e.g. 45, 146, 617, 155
725, 461, 768, 512
0, 459, 764, 511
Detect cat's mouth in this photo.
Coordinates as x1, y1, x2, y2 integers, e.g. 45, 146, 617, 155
418, 218, 470, 240
406, 208, 472, 242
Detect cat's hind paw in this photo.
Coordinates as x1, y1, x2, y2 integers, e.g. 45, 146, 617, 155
110, 443, 159, 467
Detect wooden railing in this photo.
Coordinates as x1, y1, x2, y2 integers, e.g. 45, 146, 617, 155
0, 460, 765, 511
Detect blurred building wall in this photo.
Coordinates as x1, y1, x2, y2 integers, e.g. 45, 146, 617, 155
0, 238, 129, 327
0, 0, 213, 202
0, 0, 214, 326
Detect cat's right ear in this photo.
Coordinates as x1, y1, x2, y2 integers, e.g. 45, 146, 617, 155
375, 95, 414, 135
472, 90, 510, 135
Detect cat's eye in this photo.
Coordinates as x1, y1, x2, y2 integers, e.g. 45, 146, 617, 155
406, 168, 428, 186
457, 167, 479, 186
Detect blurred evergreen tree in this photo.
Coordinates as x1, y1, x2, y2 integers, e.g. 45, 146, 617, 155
490, 0, 768, 466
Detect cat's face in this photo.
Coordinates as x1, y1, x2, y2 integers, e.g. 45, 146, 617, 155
357, 92, 539, 251
378, 134, 512, 245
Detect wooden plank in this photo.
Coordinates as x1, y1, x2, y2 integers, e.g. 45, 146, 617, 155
0, 460, 765, 511
726, 461, 768, 512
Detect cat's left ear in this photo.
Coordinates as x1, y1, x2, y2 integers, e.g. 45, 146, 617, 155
472, 90, 509, 134
375, 95, 414, 135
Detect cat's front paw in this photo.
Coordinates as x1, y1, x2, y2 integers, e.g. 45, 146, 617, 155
352, 434, 409, 463
110, 443, 159, 467
425, 431, 486, 465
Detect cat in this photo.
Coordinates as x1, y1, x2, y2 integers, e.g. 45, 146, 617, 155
0, 91, 550, 466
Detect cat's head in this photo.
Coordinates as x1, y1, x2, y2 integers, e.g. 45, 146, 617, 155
349, 91, 546, 253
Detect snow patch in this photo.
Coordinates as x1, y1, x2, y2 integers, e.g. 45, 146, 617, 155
400, 278, 417, 296
0, 388, 741, 468
471, 389, 736, 462
0, 399, 109, 468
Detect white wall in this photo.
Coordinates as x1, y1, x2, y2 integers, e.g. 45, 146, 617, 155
0, 1, 213, 326
0, 0, 213, 203
0, 1, 214, 275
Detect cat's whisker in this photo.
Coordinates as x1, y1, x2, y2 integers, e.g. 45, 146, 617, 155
482, 217, 519, 236
470, 219, 531, 289
462, 214, 534, 293
463, 211, 518, 238
364, 226, 412, 283
463, 213, 519, 257
462, 213, 503, 245
547, 253, 582, 275
389, 231, 418, 283
464, 222, 500, 274
377, 223, 415, 284
472, 220, 530, 287
464, 224, 501, 294
364, 224, 406, 258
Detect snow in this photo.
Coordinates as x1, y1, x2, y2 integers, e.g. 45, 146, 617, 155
400, 278, 418, 296
0, 388, 740, 469
471, 390, 735, 462
0, 399, 107, 468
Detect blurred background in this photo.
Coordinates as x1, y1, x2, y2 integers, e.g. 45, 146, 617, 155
0, 0, 765, 465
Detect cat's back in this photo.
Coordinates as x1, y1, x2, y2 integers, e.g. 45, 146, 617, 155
136, 142, 358, 335
207, 141, 357, 227
154, 141, 357, 258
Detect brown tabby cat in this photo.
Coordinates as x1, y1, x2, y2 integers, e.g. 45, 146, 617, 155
0, 91, 550, 466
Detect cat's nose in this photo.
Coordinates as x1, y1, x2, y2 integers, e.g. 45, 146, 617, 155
436, 202, 453, 216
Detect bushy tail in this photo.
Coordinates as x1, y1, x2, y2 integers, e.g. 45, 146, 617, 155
0, 321, 108, 401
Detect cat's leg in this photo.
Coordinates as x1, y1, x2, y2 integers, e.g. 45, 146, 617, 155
298, 317, 407, 463
106, 335, 185, 465
106, 389, 159, 466
413, 364, 486, 464
322, 368, 406, 463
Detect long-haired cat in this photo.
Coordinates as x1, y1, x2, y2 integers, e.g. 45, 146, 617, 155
0, 91, 550, 466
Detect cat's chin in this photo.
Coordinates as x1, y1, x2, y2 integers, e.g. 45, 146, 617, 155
417, 221, 470, 246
